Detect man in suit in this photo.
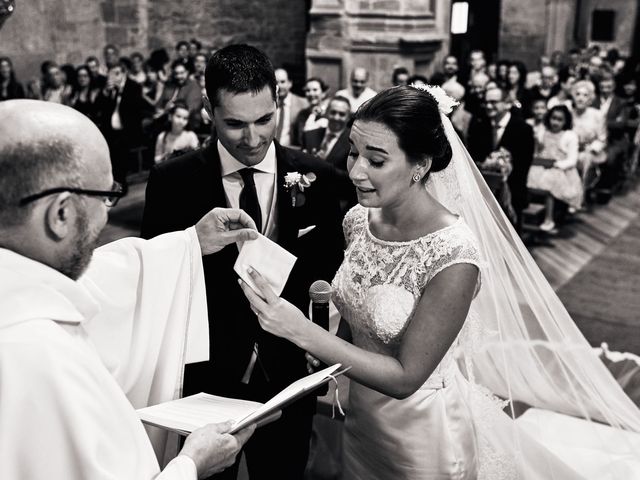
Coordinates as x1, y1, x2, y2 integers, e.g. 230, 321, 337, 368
274, 68, 306, 147
302, 95, 357, 212
95, 59, 144, 190
467, 87, 534, 231
141, 44, 346, 480
336, 67, 377, 113
593, 72, 630, 196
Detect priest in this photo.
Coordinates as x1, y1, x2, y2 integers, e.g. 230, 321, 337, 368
0, 100, 257, 479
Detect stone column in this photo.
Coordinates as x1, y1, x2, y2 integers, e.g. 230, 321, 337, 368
306, 0, 451, 93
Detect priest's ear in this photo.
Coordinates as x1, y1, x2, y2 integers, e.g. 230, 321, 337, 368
44, 192, 75, 240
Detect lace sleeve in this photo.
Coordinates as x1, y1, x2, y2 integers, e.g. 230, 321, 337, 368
342, 204, 364, 247
425, 224, 482, 295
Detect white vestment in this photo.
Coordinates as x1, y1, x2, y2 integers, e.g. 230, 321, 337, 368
0, 228, 209, 480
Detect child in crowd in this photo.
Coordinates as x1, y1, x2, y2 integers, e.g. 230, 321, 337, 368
527, 105, 583, 231
527, 98, 548, 147
154, 100, 199, 164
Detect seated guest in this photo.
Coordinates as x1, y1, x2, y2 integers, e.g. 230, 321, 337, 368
548, 67, 576, 109
391, 66, 409, 86
467, 87, 534, 231
69, 65, 100, 123
175, 40, 192, 72
293, 77, 330, 146
103, 43, 120, 71
274, 67, 307, 146
529, 66, 560, 104
408, 74, 428, 87
430, 55, 460, 87
527, 105, 582, 230
158, 60, 202, 116
0, 56, 25, 101
28, 61, 71, 104
570, 80, 607, 198
527, 98, 548, 146
154, 101, 200, 164
191, 52, 208, 79
506, 61, 532, 116
442, 80, 471, 143
85, 55, 107, 89
336, 67, 377, 113
593, 72, 631, 196
129, 52, 147, 84
464, 71, 490, 117
0, 99, 256, 479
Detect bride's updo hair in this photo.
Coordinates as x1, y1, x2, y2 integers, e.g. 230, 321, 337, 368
354, 86, 453, 176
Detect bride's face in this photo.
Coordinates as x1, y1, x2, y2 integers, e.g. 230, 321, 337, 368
347, 120, 419, 209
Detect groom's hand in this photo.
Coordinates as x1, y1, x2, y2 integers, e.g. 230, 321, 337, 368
195, 208, 259, 255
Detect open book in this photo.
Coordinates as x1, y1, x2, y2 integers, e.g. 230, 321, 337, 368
137, 364, 345, 435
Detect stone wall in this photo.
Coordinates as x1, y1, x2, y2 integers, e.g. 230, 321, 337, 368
499, 0, 548, 69
0, 0, 308, 82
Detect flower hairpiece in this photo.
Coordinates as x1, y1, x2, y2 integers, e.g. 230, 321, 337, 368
409, 83, 459, 115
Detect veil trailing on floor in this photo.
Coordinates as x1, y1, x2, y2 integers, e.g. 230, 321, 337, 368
420, 85, 640, 478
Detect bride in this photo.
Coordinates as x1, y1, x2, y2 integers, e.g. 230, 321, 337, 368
240, 85, 640, 479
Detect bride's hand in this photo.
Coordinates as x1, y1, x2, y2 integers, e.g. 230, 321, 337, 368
239, 268, 308, 342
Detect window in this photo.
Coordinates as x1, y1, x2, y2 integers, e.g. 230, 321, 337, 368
591, 10, 615, 42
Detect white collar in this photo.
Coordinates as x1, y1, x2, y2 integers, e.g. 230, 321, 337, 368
218, 140, 277, 177
0, 248, 100, 329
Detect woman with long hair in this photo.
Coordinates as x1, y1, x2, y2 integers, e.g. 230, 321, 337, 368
0, 56, 25, 101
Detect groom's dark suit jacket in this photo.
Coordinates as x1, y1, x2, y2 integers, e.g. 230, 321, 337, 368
141, 140, 345, 478
141, 141, 345, 401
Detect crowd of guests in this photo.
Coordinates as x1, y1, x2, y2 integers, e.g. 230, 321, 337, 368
1, 41, 639, 233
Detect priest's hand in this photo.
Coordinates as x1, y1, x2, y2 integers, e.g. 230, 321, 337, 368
179, 421, 256, 478
195, 208, 259, 255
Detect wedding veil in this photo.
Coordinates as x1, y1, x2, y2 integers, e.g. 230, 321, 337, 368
421, 86, 640, 476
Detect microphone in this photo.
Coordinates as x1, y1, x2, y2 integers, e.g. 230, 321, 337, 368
309, 280, 331, 331
309, 281, 331, 386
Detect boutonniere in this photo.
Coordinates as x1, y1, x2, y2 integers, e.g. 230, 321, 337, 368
284, 171, 316, 207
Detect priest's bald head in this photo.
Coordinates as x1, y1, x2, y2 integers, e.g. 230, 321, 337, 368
0, 100, 120, 279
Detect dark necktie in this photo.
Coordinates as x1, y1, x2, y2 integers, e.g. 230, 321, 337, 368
238, 168, 262, 233
318, 132, 336, 159
492, 121, 500, 150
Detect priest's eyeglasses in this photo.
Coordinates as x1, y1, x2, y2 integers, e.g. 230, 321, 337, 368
19, 182, 125, 208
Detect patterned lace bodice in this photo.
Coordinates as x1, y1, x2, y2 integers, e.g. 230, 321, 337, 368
332, 205, 482, 384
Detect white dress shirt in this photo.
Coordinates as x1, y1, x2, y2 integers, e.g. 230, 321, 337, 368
217, 140, 279, 239
335, 86, 377, 113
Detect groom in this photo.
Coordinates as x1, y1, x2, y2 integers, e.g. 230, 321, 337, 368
141, 44, 346, 480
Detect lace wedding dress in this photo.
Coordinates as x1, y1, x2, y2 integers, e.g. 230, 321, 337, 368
331, 204, 483, 479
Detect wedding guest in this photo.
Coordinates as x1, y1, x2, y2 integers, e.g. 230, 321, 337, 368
548, 67, 576, 109
529, 66, 560, 104
69, 65, 99, 123
175, 40, 192, 73
0, 99, 256, 480
293, 77, 330, 146
192, 52, 208, 79
527, 105, 582, 230
0, 56, 25, 101
430, 55, 460, 87
154, 101, 199, 164
336, 67, 377, 113
506, 61, 531, 116
442, 80, 471, 143
95, 59, 145, 190
407, 74, 428, 88
391, 66, 409, 86
148, 48, 171, 83
129, 52, 147, 84
30, 61, 71, 104
495, 59, 510, 89
158, 60, 202, 116
274, 67, 306, 146
141, 61, 164, 114
85, 55, 107, 89
527, 98, 548, 145
103, 43, 120, 71
468, 87, 534, 230
570, 80, 607, 199
593, 72, 631, 196
464, 71, 490, 117
141, 44, 347, 480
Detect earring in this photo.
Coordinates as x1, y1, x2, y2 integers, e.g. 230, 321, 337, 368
412, 173, 421, 182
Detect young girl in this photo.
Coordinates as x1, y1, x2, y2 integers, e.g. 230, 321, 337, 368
527, 105, 583, 230
154, 101, 199, 164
